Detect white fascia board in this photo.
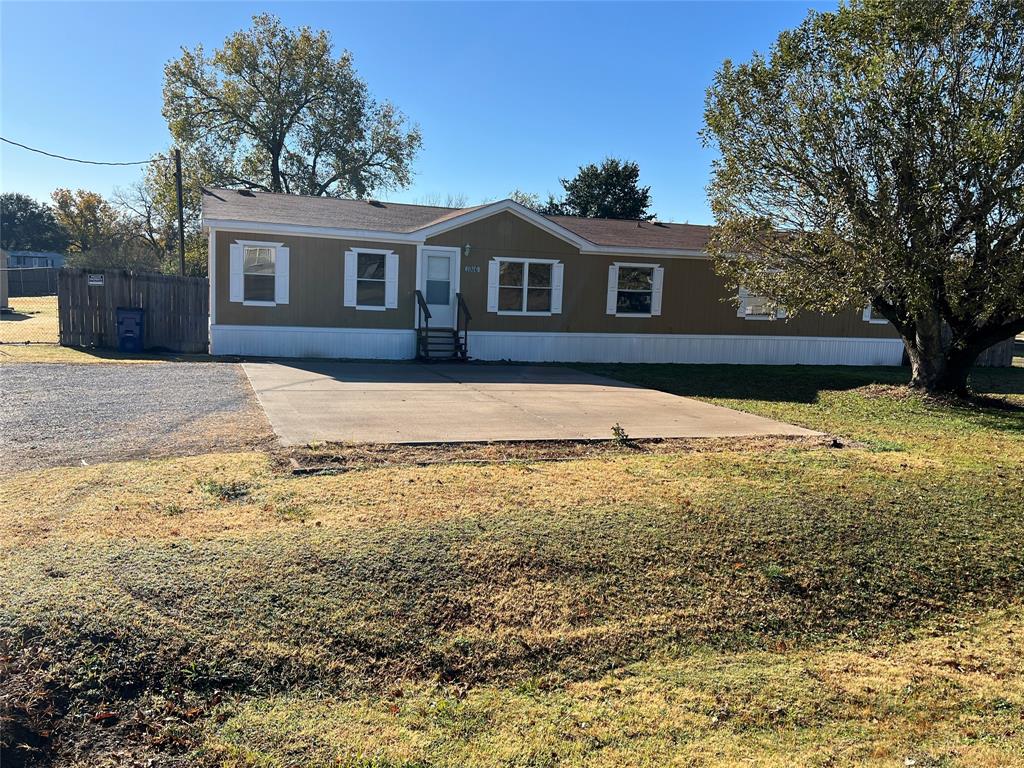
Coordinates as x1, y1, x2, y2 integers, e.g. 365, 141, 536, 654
581, 245, 709, 258
202, 218, 423, 245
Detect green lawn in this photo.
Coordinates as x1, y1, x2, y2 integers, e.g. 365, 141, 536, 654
2, 364, 1023, 767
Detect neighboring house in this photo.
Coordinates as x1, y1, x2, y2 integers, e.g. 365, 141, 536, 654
201, 188, 902, 364
5, 250, 66, 268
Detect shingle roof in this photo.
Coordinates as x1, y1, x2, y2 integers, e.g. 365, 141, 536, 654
546, 216, 712, 251
202, 188, 711, 251
202, 188, 476, 233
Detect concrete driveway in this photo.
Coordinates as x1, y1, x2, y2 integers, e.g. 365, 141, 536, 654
242, 361, 817, 445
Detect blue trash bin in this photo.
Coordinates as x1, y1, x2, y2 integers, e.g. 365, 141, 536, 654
116, 307, 145, 353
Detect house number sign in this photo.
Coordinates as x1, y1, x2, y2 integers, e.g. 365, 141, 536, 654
464, 265, 481, 273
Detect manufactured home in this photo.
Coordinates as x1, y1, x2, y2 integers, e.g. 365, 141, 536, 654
201, 188, 902, 364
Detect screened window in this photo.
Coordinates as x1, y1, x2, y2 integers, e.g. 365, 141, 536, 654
498, 260, 552, 313
356, 252, 386, 307
243, 246, 275, 302
616, 266, 654, 315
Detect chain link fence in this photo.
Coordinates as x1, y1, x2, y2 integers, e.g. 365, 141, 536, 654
1, 267, 59, 344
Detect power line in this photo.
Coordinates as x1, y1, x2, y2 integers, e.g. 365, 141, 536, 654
0, 136, 167, 166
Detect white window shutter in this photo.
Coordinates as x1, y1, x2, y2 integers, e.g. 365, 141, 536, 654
606, 264, 619, 314
736, 287, 749, 318
551, 262, 564, 314
486, 260, 499, 312
343, 251, 357, 307
229, 243, 243, 302
274, 246, 289, 305
651, 266, 664, 316
385, 252, 399, 309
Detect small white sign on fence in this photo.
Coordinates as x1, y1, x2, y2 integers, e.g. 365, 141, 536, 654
87, 273, 105, 287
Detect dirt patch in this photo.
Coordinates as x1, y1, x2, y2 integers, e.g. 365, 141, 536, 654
277, 433, 841, 475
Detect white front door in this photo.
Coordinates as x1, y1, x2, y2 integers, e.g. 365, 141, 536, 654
420, 246, 459, 327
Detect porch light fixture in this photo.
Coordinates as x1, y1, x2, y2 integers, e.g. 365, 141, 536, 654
464, 243, 472, 258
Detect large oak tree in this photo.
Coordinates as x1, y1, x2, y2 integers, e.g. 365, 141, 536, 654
702, 0, 1024, 394
163, 13, 422, 199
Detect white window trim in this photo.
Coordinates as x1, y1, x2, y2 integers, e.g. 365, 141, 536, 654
235, 239, 284, 306
612, 262, 661, 318
862, 304, 889, 324
493, 256, 560, 317
346, 247, 396, 312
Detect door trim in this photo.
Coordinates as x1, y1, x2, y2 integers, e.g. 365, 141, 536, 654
415, 245, 461, 328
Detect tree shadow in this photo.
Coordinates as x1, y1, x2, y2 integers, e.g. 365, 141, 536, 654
576, 364, 912, 404
579, 362, 1024, 404
0, 311, 35, 322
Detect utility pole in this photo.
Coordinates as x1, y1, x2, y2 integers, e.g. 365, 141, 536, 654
173, 148, 186, 276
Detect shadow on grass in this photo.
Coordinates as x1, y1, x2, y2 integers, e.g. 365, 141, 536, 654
0, 311, 34, 322
576, 364, 912, 404
579, 363, 1024, 403
0, 343, 229, 364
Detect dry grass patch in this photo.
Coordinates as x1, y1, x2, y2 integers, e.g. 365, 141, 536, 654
206, 606, 1024, 768
3, 364, 1023, 766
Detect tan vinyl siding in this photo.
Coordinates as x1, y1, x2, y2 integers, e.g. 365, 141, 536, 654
426, 213, 898, 339
214, 231, 416, 328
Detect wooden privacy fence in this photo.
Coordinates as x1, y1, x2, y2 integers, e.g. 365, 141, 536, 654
58, 269, 209, 353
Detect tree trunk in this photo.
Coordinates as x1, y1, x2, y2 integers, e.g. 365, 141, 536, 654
902, 313, 978, 396
905, 344, 975, 395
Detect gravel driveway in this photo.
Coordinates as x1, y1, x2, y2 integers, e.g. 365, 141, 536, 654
0, 362, 273, 473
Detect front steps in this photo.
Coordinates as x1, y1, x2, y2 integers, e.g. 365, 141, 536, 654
417, 327, 467, 361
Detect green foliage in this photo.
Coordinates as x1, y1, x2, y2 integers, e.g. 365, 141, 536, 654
196, 477, 253, 501
162, 13, 422, 199
122, 148, 219, 275
507, 189, 541, 210
0, 192, 68, 252
610, 422, 631, 445
50, 188, 126, 255
52, 187, 174, 272
702, 0, 1024, 392
542, 158, 655, 220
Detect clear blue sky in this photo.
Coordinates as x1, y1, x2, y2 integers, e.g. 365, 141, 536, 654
0, 1, 833, 224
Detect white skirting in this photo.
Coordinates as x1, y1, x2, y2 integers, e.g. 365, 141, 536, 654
467, 331, 905, 366
211, 325, 905, 366
211, 324, 417, 360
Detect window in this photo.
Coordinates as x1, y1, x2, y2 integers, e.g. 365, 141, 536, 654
498, 259, 552, 313
425, 254, 451, 304
356, 252, 386, 307
607, 263, 663, 317
737, 288, 785, 320
862, 305, 888, 324
343, 248, 398, 310
229, 240, 288, 305
243, 246, 275, 303
616, 266, 654, 315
